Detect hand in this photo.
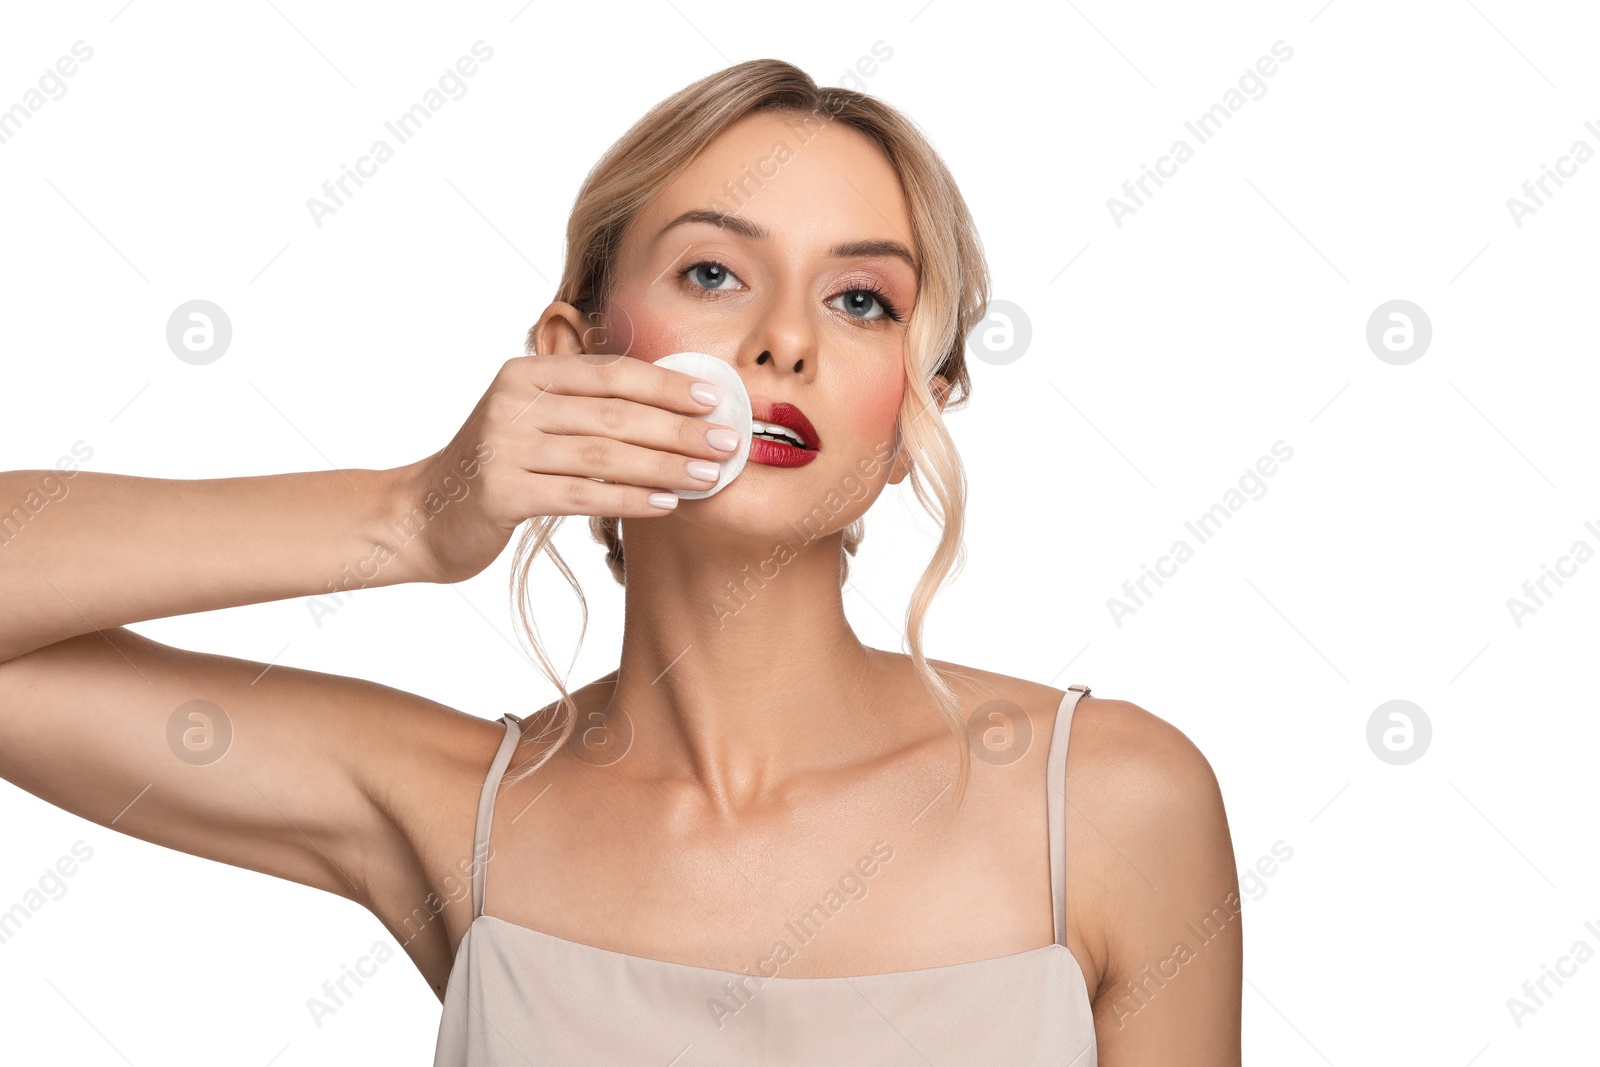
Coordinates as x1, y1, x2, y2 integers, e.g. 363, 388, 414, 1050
391, 353, 741, 585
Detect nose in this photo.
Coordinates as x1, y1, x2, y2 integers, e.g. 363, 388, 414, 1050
754, 350, 803, 372
740, 289, 818, 380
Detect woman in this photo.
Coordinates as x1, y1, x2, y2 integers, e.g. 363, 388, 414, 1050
0, 60, 1240, 1064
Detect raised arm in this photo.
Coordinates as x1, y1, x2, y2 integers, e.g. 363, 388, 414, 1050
0, 351, 744, 952
0, 463, 421, 665
0, 458, 483, 914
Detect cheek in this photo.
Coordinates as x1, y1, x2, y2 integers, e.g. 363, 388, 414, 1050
608, 294, 729, 364
611, 287, 762, 364
849, 374, 905, 456
604, 298, 678, 362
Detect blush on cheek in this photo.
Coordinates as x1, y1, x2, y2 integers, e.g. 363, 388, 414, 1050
597, 296, 671, 361
853, 376, 906, 459
610, 292, 745, 364
628, 321, 681, 362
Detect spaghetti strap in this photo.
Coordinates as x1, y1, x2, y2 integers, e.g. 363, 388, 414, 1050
471, 714, 524, 920
1046, 685, 1091, 947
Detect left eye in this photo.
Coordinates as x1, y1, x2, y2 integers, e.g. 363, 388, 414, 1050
830, 290, 889, 320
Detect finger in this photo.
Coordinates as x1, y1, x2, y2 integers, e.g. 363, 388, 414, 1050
523, 431, 725, 493
520, 352, 723, 416
515, 471, 682, 517
522, 390, 740, 464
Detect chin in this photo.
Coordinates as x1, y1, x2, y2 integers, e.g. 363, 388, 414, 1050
673, 472, 867, 546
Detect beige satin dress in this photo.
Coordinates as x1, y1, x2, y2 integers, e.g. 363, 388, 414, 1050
434, 685, 1099, 1065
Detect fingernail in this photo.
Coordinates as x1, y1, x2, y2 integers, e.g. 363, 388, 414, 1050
690, 382, 721, 406
648, 492, 679, 510
706, 428, 740, 451
686, 459, 721, 481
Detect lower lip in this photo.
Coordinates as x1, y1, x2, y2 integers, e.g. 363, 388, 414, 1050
748, 436, 818, 468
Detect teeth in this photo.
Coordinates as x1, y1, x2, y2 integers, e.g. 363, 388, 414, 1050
752, 419, 806, 448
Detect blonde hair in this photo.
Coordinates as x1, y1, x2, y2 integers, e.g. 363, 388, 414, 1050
508, 59, 991, 805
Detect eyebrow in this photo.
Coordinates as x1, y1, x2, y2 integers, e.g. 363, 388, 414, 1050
656, 209, 918, 273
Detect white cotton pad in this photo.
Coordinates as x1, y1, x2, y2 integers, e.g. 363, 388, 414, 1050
654, 351, 751, 499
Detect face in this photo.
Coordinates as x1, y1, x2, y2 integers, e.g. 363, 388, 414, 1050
584, 109, 941, 540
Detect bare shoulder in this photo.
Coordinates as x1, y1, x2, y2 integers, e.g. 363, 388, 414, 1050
1064, 692, 1225, 809
916, 657, 1222, 810
356, 691, 510, 845
354, 691, 512, 893
919, 655, 1067, 725
921, 658, 1241, 1057
919, 661, 1230, 850
1063, 691, 1242, 1061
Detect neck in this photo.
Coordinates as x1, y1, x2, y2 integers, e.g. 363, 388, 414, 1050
600, 516, 896, 808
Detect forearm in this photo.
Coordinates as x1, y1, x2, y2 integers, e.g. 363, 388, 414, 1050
0, 462, 428, 663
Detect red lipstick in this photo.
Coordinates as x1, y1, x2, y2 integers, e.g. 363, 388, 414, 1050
748, 397, 821, 468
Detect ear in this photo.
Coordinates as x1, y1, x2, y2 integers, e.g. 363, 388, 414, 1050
526, 301, 602, 357
886, 373, 950, 485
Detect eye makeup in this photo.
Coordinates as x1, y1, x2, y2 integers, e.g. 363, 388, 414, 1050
675, 257, 909, 324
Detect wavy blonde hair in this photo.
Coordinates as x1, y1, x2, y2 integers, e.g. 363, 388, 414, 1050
507, 59, 991, 805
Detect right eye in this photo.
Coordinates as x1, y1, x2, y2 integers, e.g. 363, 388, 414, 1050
682, 260, 743, 292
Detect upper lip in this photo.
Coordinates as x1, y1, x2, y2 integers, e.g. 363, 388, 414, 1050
748, 396, 822, 451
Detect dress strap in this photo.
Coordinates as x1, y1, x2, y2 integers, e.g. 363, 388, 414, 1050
471, 713, 524, 919
1047, 685, 1091, 946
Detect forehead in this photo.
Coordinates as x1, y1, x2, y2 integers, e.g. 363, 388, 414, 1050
630, 109, 915, 264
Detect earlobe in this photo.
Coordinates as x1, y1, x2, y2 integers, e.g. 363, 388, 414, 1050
528, 301, 589, 357
887, 373, 950, 485
887, 436, 910, 484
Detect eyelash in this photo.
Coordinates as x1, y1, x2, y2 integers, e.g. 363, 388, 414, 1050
678, 258, 906, 325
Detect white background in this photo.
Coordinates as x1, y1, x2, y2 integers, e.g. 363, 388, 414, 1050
2, 0, 1597, 1063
